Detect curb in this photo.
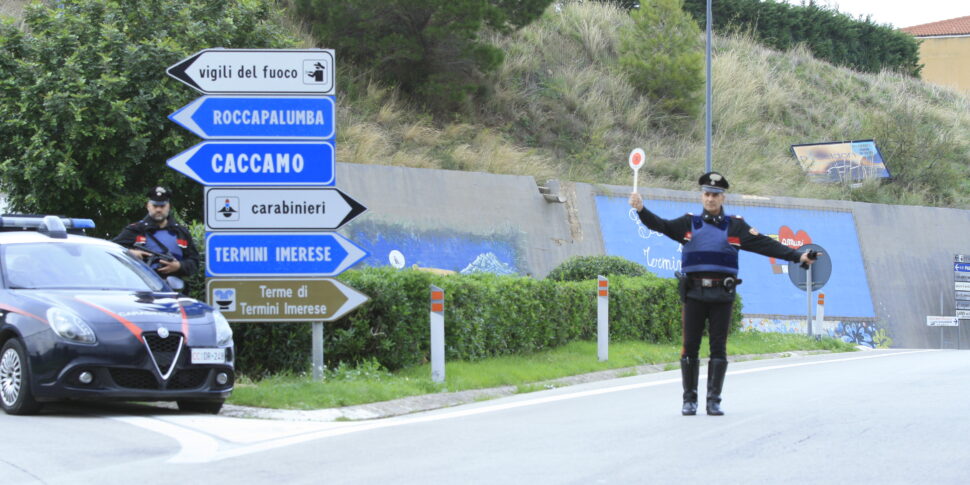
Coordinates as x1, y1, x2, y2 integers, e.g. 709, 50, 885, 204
219, 349, 845, 422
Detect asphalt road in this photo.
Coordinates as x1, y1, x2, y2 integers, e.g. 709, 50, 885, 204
2, 349, 968, 484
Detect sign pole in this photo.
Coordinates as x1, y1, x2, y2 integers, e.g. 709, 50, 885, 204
430, 286, 445, 383
312, 322, 324, 380
806, 265, 813, 337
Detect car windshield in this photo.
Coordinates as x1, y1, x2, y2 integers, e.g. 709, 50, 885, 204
2, 242, 168, 291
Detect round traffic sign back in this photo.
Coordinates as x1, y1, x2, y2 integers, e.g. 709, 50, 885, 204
787, 243, 831, 291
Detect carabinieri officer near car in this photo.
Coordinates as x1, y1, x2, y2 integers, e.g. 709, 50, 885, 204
113, 186, 200, 278
629, 172, 817, 416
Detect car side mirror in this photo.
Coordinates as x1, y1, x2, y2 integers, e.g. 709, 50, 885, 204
166, 276, 185, 292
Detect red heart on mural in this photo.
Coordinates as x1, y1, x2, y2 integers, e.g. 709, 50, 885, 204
777, 226, 811, 249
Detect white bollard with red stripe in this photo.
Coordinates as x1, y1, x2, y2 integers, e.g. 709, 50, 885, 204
430, 285, 445, 383
598, 275, 609, 361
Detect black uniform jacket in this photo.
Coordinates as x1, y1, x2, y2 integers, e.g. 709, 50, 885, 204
112, 214, 200, 277
636, 207, 803, 268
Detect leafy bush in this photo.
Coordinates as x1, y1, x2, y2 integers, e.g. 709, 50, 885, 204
546, 255, 650, 282
0, 0, 295, 237
229, 266, 738, 377
681, 0, 921, 76
618, 0, 704, 117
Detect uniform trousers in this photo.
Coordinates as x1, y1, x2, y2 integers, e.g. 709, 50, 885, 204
681, 298, 734, 360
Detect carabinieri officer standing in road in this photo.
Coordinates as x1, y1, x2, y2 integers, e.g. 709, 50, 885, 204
629, 172, 817, 416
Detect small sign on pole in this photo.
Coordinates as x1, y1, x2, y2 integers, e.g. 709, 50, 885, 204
430, 285, 445, 383
597, 276, 609, 361
629, 148, 645, 193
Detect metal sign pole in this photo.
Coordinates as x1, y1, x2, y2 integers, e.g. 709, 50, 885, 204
806, 265, 813, 337
312, 322, 324, 380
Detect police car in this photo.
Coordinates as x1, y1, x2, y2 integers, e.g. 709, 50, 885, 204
0, 216, 234, 415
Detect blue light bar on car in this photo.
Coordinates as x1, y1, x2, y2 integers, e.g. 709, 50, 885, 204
0, 215, 96, 232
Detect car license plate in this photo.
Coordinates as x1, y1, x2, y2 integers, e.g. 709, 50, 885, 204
191, 348, 225, 364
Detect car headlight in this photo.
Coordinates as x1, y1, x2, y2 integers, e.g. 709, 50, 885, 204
47, 308, 96, 344
213, 310, 233, 347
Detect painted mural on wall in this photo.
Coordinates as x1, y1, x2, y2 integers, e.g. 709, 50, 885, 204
741, 318, 893, 349
595, 195, 876, 318
346, 219, 521, 275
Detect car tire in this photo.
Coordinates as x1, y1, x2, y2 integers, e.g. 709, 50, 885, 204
0, 339, 43, 415
177, 399, 224, 414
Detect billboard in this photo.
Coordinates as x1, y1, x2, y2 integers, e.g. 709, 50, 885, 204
596, 195, 875, 318
790, 139, 890, 183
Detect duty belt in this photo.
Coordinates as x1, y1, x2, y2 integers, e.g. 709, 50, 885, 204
691, 276, 742, 289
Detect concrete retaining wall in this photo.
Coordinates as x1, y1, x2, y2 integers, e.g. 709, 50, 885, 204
337, 162, 970, 349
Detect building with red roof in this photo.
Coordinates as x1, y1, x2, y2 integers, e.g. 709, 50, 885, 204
901, 16, 970, 94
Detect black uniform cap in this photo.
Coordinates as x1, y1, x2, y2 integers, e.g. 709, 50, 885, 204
147, 186, 172, 205
698, 172, 729, 193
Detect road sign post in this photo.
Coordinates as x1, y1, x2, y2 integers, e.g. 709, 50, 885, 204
167, 49, 335, 95
167, 141, 336, 186
168, 48, 369, 382
205, 187, 365, 231
170, 96, 335, 140
430, 286, 445, 383
206, 278, 369, 322
788, 243, 831, 337
598, 276, 609, 362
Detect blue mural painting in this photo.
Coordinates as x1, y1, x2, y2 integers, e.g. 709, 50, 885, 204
741, 317, 892, 348
595, 195, 875, 318
349, 223, 519, 275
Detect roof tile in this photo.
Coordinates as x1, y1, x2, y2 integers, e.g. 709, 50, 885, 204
901, 15, 970, 36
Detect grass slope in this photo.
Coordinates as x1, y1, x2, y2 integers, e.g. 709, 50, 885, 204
330, 1, 970, 208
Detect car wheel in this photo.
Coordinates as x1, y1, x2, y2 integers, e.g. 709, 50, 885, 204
0, 339, 42, 415
177, 399, 224, 414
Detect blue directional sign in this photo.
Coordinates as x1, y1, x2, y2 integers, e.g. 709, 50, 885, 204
167, 141, 335, 186
169, 96, 335, 140
206, 232, 369, 277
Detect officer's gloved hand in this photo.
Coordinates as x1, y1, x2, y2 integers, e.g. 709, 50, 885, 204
800, 250, 819, 269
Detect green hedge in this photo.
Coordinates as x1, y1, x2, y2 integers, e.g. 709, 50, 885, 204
682, 0, 921, 76
547, 255, 650, 282
229, 267, 744, 378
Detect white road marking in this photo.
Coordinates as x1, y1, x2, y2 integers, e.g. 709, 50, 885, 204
117, 349, 935, 463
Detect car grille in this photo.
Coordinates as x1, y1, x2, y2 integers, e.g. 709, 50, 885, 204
168, 369, 210, 390
110, 368, 159, 390
143, 331, 184, 379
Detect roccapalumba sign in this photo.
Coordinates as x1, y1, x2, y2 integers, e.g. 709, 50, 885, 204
167, 49, 335, 95
206, 187, 366, 231
207, 278, 369, 322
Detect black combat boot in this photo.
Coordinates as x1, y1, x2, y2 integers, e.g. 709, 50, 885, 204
680, 357, 699, 416
706, 358, 728, 416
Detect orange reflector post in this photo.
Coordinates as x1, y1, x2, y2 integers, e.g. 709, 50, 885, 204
598, 290, 608, 297
598, 280, 608, 288
431, 303, 444, 313
431, 291, 444, 301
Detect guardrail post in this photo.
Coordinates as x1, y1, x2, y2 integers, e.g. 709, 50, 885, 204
430, 285, 445, 383
598, 276, 608, 361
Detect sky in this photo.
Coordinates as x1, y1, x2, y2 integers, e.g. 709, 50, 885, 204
781, 0, 969, 29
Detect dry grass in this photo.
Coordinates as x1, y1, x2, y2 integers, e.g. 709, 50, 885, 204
268, 0, 969, 207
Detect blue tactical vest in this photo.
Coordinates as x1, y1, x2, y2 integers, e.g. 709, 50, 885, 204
145, 229, 184, 262
681, 215, 738, 275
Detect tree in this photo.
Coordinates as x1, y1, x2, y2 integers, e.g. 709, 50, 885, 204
293, 0, 553, 113
0, 0, 295, 237
618, 0, 704, 117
